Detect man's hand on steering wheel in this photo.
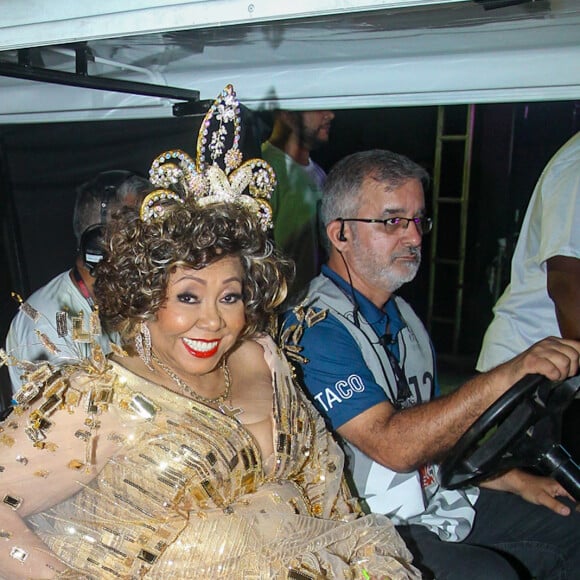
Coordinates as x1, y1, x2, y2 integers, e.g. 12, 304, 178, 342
482, 469, 575, 517
499, 336, 580, 390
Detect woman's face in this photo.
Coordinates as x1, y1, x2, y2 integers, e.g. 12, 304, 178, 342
147, 256, 246, 377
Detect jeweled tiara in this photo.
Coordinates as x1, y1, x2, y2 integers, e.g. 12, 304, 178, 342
143, 84, 276, 230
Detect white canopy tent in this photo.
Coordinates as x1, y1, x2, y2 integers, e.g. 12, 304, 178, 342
0, 0, 579, 123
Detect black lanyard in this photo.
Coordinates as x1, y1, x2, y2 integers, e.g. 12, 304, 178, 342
383, 341, 414, 410
327, 272, 415, 408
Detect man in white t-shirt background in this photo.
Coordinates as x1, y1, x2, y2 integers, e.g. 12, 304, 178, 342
477, 131, 580, 458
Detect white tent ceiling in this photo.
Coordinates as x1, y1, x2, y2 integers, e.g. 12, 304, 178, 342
0, 0, 579, 123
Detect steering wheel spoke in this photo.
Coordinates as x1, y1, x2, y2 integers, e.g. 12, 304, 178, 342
439, 374, 580, 500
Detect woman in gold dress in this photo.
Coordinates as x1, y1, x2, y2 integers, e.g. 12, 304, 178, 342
0, 86, 419, 579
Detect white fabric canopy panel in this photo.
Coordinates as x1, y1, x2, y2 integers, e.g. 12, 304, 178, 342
0, 0, 578, 123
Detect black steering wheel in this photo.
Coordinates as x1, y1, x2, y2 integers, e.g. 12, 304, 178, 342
439, 373, 580, 501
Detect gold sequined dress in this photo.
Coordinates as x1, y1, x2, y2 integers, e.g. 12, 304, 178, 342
2, 336, 418, 579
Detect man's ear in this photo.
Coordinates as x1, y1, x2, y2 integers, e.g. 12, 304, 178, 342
327, 220, 348, 252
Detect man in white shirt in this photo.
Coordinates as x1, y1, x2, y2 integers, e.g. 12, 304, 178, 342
6, 170, 153, 392
477, 131, 580, 459
477, 131, 580, 370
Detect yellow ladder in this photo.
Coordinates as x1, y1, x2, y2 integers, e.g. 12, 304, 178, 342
427, 104, 475, 355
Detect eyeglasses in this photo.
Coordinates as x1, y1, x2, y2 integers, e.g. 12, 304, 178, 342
338, 216, 433, 235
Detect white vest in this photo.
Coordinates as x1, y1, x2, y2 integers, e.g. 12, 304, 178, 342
306, 274, 479, 541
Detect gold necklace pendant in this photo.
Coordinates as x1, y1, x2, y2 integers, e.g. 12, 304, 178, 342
152, 353, 231, 404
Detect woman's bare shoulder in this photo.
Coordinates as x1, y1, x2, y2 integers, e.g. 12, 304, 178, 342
230, 336, 268, 362
228, 338, 272, 383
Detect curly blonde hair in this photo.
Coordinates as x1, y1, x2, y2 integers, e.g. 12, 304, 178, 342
94, 200, 294, 345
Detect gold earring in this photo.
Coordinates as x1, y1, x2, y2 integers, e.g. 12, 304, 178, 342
135, 322, 153, 370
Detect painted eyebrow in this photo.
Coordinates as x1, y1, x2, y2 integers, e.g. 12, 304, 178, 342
173, 274, 242, 286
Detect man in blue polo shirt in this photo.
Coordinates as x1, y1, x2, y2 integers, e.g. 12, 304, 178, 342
281, 149, 580, 580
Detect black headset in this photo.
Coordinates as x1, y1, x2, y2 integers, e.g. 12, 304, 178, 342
338, 218, 347, 241
79, 223, 107, 274
78, 170, 135, 273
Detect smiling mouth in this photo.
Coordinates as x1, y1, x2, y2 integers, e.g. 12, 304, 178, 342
182, 337, 220, 358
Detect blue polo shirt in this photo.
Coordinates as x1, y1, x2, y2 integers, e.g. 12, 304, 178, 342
282, 265, 439, 429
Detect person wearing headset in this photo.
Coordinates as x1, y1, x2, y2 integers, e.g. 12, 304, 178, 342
5, 170, 153, 392
280, 149, 580, 580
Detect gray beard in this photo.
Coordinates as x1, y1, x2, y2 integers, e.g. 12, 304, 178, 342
355, 244, 421, 294
380, 255, 421, 293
